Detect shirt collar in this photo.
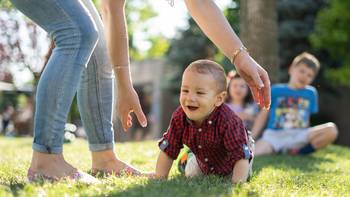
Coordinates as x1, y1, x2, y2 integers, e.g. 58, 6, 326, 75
185, 105, 222, 127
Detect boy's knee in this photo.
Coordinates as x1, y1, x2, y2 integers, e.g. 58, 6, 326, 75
327, 122, 338, 141
254, 140, 274, 155
320, 122, 338, 142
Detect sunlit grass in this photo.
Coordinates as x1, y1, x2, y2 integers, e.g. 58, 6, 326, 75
1, 136, 350, 196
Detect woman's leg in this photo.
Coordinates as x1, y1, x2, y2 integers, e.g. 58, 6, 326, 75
11, 0, 98, 178
78, 0, 140, 174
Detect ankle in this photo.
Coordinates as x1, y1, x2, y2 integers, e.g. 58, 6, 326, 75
30, 151, 65, 170
91, 150, 123, 168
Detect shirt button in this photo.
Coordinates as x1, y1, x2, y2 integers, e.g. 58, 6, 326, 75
204, 158, 208, 162
208, 120, 212, 125
198, 128, 202, 132
198, 145, 202, 149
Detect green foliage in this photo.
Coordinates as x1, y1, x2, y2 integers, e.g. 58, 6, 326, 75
1, 137, 350, 196
94, 0, 167, 60
278, 0, 327, 82
311, 0, 350, 86
0, 0, 11, 9
0, 92, 16, 111
88, 0, 162, 60
146, 36, 170, 58
125, 1, 159, 60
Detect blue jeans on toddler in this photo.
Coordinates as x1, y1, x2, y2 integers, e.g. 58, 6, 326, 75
11, 0, 115, 153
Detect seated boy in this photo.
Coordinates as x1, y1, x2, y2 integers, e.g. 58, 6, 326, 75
152, 59, 253, 183
252, 52, 338, 156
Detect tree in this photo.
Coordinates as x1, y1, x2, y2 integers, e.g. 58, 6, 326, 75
1, 0, 165, 61
0, 9, 47, 83
240, 0, 279, 83
311, 0, 350, 86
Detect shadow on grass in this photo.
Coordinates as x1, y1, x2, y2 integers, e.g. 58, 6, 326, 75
104, 175, 238, 197
0, 182, 26, 197
253, 147, 341, 174
102, 146, 350, 197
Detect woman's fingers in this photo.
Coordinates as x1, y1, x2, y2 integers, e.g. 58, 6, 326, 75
260, 70, 271, 109
133, 100, 147, 128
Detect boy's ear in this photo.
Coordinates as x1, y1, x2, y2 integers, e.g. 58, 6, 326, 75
215, 91, 227, 106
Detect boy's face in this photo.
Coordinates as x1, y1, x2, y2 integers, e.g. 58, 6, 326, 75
289, 63, 316, 89
180, 69, 226, 125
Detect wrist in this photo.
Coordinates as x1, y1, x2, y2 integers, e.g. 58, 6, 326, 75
115, 67, 133, 89
231, 46, 249, 66
117, 81, 132, 90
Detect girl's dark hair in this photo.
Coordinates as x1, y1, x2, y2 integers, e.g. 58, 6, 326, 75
225, 71, 252, 107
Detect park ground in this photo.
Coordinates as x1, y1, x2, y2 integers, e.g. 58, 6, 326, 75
0, 136, 350, 197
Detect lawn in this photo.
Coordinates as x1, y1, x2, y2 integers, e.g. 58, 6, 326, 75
0, 136, 350, 197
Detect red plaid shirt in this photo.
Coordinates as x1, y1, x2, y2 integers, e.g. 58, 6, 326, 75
159, 104, 253, 176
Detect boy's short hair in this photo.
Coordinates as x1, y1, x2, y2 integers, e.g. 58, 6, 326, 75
186, 59, 227, 93
291, 52, 320, 74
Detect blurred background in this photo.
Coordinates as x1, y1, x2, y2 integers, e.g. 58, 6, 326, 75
0, 0, 349, 146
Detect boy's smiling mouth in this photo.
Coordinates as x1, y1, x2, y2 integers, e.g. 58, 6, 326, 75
187, 105, 199, 111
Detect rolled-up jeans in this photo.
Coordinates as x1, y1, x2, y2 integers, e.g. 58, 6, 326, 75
11, 0, 115, 154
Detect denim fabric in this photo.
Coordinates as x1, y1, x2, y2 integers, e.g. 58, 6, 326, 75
78, 0, 115, 152
11, 0, 115, 153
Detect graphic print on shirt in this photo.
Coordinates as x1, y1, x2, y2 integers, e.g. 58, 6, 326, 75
273, 96, 310, 129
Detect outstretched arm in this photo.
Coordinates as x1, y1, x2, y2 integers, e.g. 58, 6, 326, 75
101, 0, 147, 131
232, 159, 250, 183
185, 0, 270, 109
251, 109, 269, 139
154, 151, 174, 179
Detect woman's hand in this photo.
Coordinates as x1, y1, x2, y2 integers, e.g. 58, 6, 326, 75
117, 87, 147, 131
235, 52, 271, 109
184, 0, 271, 109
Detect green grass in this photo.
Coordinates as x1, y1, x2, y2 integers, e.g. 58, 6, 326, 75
0, 136, 350, 197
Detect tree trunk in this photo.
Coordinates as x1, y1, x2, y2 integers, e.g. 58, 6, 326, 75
240, 0, 279, 83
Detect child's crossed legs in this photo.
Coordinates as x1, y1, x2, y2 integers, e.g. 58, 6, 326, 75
255, 122, 338, 156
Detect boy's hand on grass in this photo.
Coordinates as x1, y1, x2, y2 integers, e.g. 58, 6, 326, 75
141, 172, 156, 178
142, 172, 166, 180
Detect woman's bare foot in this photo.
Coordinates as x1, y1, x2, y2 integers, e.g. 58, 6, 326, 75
91, 149, 141, 176
28, 151, 99, 184
29, 151, 77, 178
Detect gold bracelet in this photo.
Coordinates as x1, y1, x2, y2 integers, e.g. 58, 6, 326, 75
230, 46, 248, 64
114, 65, 129, 69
